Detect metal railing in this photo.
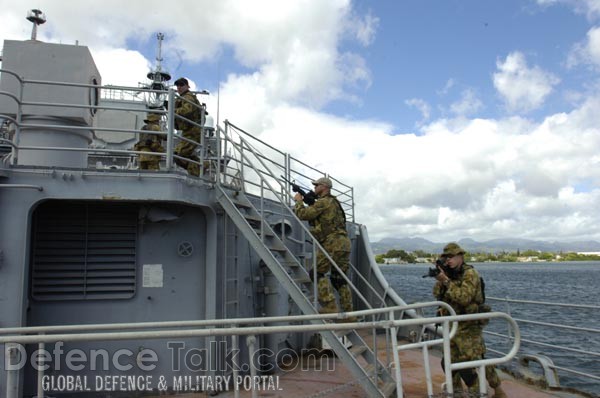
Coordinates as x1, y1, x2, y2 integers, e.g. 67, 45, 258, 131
486, 296, 600, 392
215, 121, 374, 317
0, 302, 520, 398
0, 68, 355, 221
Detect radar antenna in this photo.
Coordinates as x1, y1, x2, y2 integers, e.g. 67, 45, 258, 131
145, 33, 172, 109
26, 9, 46, 41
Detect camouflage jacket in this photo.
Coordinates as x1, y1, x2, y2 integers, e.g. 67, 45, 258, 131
294, 194, 347, 243
174, 90, 201, 132
433, 263, 484, 321
135, 122, 163, 151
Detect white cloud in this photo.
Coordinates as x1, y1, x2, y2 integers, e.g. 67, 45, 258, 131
568, 26, 600, 68
537, 0, 600, 20
91, 48, 151, 87
405, 98, 431, 123
3, 1, 600, 244
493, 52, 560, 113
351, 11, 379, 46
449, 89, 484, 116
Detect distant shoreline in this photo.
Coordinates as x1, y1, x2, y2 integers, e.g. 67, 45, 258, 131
379, 260, 600, 265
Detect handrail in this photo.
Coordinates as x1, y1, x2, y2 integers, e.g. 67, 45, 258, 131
443, 312, 520, 398
488, 296, 600, 309
0, 303, 524, 398
0, 69, 355, 219
1, 302, 457, 398
0, 301, 454, 339
217, 123, 373, 312
486, 295, 600, 393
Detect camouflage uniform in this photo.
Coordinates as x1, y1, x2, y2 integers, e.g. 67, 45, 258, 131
295, 192, 352, 315
174, 90, 201, 176
134, 114, 164, 170
433, 245, 502, 395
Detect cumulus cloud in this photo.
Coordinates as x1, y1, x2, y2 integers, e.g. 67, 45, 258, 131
568, 26, 600, 68
2, 1, 600, 244
493, 52, 560, 113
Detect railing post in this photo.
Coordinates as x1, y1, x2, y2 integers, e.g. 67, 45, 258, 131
246, 335, 258, 398
11, 79, 24, 165
389, 310, 403, 398
165, 87, 175, 170
216, 123, 223, 186
422, 344, 433, 397
442, 320, 453, 396
350, 186, 355, 223
478, 364, 487, 397
6, 342, 21, 398
36, 339, 45, 398
312, 245, 318, 309
232, 333, 240, 398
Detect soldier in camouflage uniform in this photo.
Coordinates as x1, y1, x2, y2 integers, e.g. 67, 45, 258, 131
134, 113, 164, 170
433, 243, 507, 398
294, 177, 354, 320
173, 77, 201, 176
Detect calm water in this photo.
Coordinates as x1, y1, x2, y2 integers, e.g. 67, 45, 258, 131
380, 261, 600, 396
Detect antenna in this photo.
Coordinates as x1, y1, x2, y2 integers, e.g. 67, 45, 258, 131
26, 9, 46, 41
145, 33, 171, 109
216, 59, 221, 129
147, 33, 172, 83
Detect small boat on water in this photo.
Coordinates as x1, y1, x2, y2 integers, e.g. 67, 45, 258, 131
0, 11, 597, 398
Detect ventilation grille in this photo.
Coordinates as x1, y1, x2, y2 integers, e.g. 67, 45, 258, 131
31, 202, 138, 301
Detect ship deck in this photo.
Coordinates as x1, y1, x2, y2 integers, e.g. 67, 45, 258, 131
149, 332, 591, 398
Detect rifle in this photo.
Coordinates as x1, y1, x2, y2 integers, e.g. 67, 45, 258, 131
281, 175, 318, 206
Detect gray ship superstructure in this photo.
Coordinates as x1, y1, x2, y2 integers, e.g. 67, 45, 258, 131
0, 23, 409, 398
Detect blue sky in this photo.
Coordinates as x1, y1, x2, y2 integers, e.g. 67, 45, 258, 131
331, 0, 591, 130
2, 0, 600, 242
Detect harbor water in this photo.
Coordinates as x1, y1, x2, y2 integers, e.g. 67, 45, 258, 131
380, 261, 600, 396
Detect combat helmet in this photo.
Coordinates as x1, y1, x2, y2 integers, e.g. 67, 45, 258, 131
442, 242, 466, 257
144, 113, 161, 123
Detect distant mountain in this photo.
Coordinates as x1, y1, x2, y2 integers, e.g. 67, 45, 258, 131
370, 237, 600, 255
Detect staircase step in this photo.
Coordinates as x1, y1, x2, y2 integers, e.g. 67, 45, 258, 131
267, 244, 287, 253
349, 344, 368, 357
253, 229, 274, 238
381, 381, 397, 397
231, 199, 252, 209
216, 187, 392, 398
363, 363, 377, 377
293, 275, 311, 284
281, 260, 300, 268
244, 214, 262, 224
335, 328, 355, 337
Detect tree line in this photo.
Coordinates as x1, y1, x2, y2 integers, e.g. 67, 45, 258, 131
375, 248, 600, 264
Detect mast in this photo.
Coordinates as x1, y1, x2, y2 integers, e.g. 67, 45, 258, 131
145, 33, 171, 109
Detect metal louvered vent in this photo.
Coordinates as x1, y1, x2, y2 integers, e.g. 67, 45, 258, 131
31, 201, 138, 301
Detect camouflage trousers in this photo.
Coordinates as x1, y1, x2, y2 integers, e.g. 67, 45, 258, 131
444, 325, 501, 392
316, 233, 352, 313
174, 129, 200, 176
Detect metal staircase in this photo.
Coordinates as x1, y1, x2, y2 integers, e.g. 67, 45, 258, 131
216, 184, 397, 397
